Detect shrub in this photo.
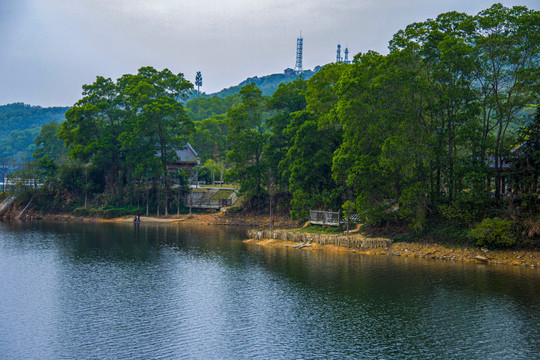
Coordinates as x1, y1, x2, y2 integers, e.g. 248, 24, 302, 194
470, 217, 516, 248
438, 196, 480, 225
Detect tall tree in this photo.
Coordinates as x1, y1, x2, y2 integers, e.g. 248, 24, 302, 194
60, 67, 193, 208
226, 83, 268, 209
33, 120, 66, 161
472, 4, 540, 199
283, 64, 347, 219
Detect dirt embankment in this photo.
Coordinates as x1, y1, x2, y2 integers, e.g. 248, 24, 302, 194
7, 208, 539, 268
244, 236, 540, 268
12, 209, 299, 228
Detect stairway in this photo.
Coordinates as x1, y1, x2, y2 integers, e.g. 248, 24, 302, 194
0, 195, 16, 215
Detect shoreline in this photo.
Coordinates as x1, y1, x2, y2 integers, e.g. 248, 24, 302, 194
6, 211, 540, 268
11, 211, 299, 228
243, 237, 540, 268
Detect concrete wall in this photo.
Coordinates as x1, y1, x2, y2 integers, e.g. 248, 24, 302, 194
246, 229, 391, 250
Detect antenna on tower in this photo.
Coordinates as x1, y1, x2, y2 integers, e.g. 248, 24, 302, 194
294, 32, 303, 74
336, 44, 342, 63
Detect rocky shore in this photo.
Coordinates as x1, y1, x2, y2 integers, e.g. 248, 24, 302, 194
5, 210, 539, 268
244, 230, 540, 268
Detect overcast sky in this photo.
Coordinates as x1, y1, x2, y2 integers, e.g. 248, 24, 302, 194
1, 0, 537, 107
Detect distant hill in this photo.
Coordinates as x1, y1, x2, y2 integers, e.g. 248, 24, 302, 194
0, 69, 320, 160
210, 69, 318, 98
185, 68, 320, 122
0, 103, 69, 161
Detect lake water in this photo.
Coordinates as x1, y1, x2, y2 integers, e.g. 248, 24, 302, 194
0, 221, 539, 359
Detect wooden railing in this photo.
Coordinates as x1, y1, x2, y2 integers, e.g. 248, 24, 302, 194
309, 210, 340, 226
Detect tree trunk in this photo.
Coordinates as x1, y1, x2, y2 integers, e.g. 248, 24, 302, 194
177, 191, 180, 216
156, 186, 160, 217
146, 187, 149, 216
164, 183, 168, 216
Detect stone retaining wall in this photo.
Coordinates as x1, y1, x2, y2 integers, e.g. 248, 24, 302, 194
247, 229, 391, 249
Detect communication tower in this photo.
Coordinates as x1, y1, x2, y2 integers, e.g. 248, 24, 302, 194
344, 47, 350, 64
336, 44, 342, 63
294, 33, 303, 74
195, 71, 202, 94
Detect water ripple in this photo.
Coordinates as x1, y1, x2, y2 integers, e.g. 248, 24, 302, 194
0, 222, 539, 359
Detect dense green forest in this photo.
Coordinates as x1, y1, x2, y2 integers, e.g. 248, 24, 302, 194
0, 71, 308, 163
208, 70, 318, 98
6, 4, 540, 248
0, 103, 69, 161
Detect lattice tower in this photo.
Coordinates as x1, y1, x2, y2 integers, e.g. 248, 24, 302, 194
336, 44, 342, 63
294, 35, 303, 74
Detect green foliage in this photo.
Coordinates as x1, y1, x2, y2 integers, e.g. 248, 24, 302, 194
295, 225, 342, 234
283, 65, 347, 219
437, 194, 489, 225
226, 83, 269, 209
265, 77, 308, 189
0, 103, 69, 162
189, 115, 229, 162
213, 71, 316, 98
331, 4, 538, 232
73, 205, 141, 218
33, 120, 66, 161
470, 217, 517, 248
0, 127, 40, 160
11, 5, 539, 230
185, 94, 240, 122
59, 66, 193, 206
419, 220, 473, 245
510, 107, 540, 195
397, 184, 429, 232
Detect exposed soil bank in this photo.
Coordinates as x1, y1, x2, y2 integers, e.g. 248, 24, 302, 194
9, 210, 298, 228
6, 208, 539, 268
244, 237, 540, 268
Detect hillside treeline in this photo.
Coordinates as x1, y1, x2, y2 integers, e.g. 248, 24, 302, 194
223, 5, 539, 241
8, 4, 540, 247
0, 103, 69, 161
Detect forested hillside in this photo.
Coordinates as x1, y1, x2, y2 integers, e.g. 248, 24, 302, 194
184, 94, 240, 122
6, 4, 539, 249
184, 71, 318, 122
212, 70, 317, 98
0, 103, 69, 161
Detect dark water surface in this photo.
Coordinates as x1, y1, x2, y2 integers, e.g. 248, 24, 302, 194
0, 221, 539, 359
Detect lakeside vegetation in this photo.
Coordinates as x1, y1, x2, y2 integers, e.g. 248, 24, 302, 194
2, 4, 539, 250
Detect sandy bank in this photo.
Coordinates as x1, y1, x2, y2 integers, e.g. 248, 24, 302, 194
13, 211, 540, 268
23, 211, 298, 228
244, 238, 540, 268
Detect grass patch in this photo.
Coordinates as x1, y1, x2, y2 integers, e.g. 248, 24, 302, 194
210, 190, 234, 201
73, 205, 142, 218
294, 224, 343, 234
200, 184, 239, 189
